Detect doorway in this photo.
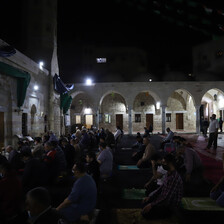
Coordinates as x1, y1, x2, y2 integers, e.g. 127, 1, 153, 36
176, 113, 184, 130
146, 114, 153, 129
85, 115, 93, 129
116, 114, 123, 130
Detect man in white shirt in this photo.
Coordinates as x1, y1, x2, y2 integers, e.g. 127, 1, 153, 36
206, 114, 219, 154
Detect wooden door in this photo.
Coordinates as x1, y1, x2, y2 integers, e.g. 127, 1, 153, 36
146, 114, 153, 129
116, 114, 123, 130
176, 113, 184, 130
0, 112, 4, 148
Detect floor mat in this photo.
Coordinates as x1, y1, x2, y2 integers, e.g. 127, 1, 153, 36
122, 188, 146, 200
117, 165, 140, 170
110, 208, 179, 224
181, 197, 224, 211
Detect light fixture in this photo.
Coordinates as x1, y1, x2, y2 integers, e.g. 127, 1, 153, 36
84, 108, 92, 114
156, 102, 160, 110
149, 78, 152, 82
85, 78, 92, 86
34, 85, 39, 91
39, 61, 44, 70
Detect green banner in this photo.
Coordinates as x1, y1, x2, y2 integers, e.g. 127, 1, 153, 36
0, 61, 31, 108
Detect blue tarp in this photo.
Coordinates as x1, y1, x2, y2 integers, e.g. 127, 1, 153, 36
53, 73, 74, 94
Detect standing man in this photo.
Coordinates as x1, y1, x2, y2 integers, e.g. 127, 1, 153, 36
202, 118, 209, 138
206, 114, 219, 154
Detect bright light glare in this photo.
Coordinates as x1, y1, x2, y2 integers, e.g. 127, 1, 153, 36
34, 85, 39, 91
39, 61, 44, 70
84, 108, 92, 114
86, 78, 92, 86
156, 102, 160, 110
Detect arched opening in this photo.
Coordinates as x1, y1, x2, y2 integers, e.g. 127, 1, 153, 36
167, 89, 196, 133
70, 92, 94, 131
200, 89, 224, 133
133, 91, 157, 133
100, 92, 127, 133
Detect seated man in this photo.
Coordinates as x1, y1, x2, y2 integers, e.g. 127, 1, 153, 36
56, 161, 97, 223
97, 142, 113, 179
132, 135, 145, 162
161, 127, 174, 149
141, 153, 183, 219
144, 153, 167, 196
137, 136, 155, 168
210, 175, 224, 207
176, 143, 204, 195
25, 187, 63, 224
86, 151, 100, 188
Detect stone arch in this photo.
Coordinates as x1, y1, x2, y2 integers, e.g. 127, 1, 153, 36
132, 91, 158, 133
70, 92, 95, 129
201, 88, 224, 121
99, 91, 127, 132
99, 90, 127, 109
166, 89, 196, 132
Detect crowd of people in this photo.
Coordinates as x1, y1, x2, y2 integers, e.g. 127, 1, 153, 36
0, 125, 124, 224
0, 117, 224, 223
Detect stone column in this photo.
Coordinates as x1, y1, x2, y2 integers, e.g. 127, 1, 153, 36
195, 105, 200, 134
95, 108, 100, 130
161, 105, 166, 134
128, 105, 132, 135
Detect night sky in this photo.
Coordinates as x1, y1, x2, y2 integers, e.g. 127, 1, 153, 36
57, 0, 223, 83
1, 0, 224, 83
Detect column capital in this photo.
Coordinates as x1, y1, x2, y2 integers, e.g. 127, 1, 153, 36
195, 105, 201, 109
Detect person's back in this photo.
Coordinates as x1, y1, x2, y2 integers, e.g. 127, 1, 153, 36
43, 142, 61, 184
105, 129, 115, 148
21, 151, 48, 194
137, 137, 155, 168
97, 142, 113, 178
61, 138, 76, 172
0, 162, 23, 222
25, 187, 63, 224
86, 151, 100, 187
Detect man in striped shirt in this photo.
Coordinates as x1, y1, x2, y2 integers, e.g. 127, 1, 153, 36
141, 153, 183, 219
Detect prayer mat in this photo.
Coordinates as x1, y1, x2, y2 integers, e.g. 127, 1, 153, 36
181, 197, 224, 211
117, 165, 139, 170
110, 209, 179, 224
121, 147, 132, 150
122, 188, 146, 200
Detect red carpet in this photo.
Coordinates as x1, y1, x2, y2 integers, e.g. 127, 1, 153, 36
177, 134, 224, 184
197, 151, 224, 184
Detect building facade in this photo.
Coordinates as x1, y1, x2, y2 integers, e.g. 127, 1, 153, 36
69, 81, 224, 135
